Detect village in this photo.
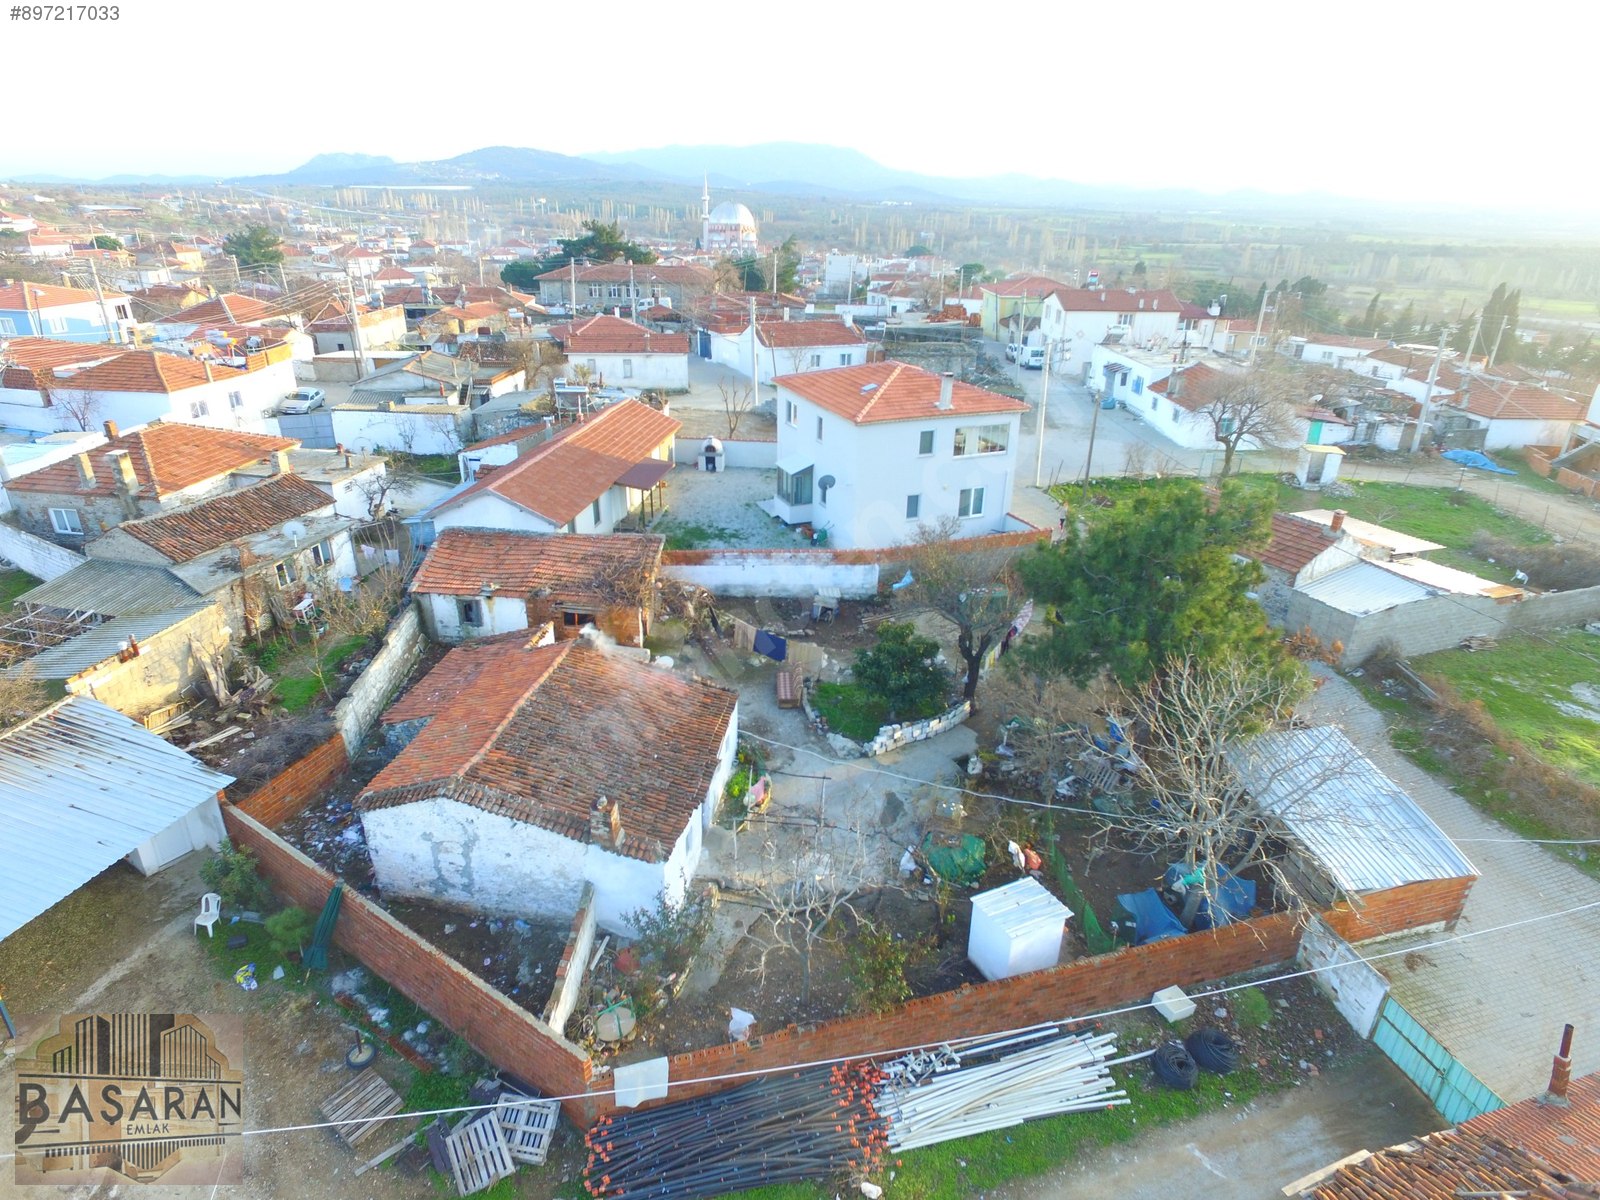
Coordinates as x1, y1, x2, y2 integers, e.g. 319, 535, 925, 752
3, 120, 1600, 1200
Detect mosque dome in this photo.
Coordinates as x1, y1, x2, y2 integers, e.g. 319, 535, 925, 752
708, 201, 757, 229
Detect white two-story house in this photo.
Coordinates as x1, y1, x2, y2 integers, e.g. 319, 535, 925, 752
766, 362, 1027, 549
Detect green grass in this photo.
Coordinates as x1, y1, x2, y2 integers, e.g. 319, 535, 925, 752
1232, 986, 1272, 1029
0, 567, 41, 610
1492, 449, 1576, 499
726, 1066, 1268, 1200
661, 522, 740, 550
1415, 630, 1600, 787
812, 681, 892, 741
198, 915, 302, 986
272, 635, 367, 712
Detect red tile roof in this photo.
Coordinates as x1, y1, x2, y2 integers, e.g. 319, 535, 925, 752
1449, 381, 1586, 423
549, 314, 690, 355
412, 528, 662, 606
1149, 361, 1242, 412
118, 473, 332, 562
0, 281, 128, 309
50, 349, 270, 394
775, 362, 1027, 425
1462, 1072, 1600, 1181
1043, 287, 1186, 312
436, 399, 681, 526
979, 275, 1068, 298
359, 637, 737, 864
5, 421, 297, 498
463, 423, 550, 452
755, 320, 866, 349
1257, 512, 1342, 575
1297, 1128, 1594, 1199
0, 337, 122, 389
153, 293, 280, 326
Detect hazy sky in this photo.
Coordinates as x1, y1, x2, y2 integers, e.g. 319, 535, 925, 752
1, 0, 1586, 209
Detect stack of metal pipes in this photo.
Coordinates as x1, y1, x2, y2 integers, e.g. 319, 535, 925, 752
878, 1027, 1130, 1152
583, 1061, 888, 1200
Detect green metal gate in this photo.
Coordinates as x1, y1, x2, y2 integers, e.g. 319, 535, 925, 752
1372, 995, 1504, 1124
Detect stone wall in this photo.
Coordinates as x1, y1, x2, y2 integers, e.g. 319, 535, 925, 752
331, 605, 424, 755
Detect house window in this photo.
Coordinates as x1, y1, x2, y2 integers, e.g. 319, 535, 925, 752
586, 359, 597, 375
778, 464, 813, 506
953, 424, 1009, 456
274, 560, 297, 588
587, 283, 602, 298
809, 353, 821, 368
0, 318, 15, 336
785, 399, 798, 426
838, 352, 850, 365
562, 610, 596, 628
1250, 334, 1267, 347
918, 429, 934, 456
1132, 377, 1143, 394
190, 398, 210, 418
229, 390, 244, 410
958, 486, 985, 518
1218, 416, 1237, 435
815, 416, 824, 441
1170, 406, 1179, 422
622, 359, 633, 379
48, 507, 83, 536
310, 538, 334, 567
608, 284, 623, 299
43, 315, 67, 334
458, 597, 482, 626
591, 498, 602, 526
906, 494, 920, 519
116, 304, 130, 320
1151, 395, 1159, 411
564, 519, 577, 534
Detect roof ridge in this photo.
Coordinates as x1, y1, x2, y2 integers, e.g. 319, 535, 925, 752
856, 363, 903, 420
456, 639, 575, 781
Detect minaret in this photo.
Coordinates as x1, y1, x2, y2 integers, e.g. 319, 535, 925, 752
701, 174, 711, 250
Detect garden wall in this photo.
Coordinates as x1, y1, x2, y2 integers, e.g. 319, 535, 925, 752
229, 731, 349, 828
543, 883, 598, 1032
221, 806, 597, 1120
672, 438, 776, 470
331, 604, 425, 755
0, 520, 85, 582
662, 549, 880, 598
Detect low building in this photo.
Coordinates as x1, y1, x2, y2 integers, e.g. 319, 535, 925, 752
0, 280, 134, 344
978, 274, 1069, 341
411, 528, 663, 646
357, 632, 738, 933
548, 314, 690, 390
1251, 511, 1367, 625
1038, 287, 1193, 379
531, 262, 714, 312
766, 362, 1028, 549
706, 319, 868, 387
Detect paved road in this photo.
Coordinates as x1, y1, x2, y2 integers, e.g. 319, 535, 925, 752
996, 1054, 1443, 1200
1302, 666, 1600, 1101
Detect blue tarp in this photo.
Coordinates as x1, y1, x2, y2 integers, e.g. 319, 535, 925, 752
1441, 448, 1517, 475
1116, 889, 1187, 945
752, 630, 788, 661
1181, 864, 1258, 931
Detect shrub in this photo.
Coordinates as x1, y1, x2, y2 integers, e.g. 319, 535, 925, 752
624, 889, 714, 980
846, 920, 927, 1014
200, 838, 273, 912
264, 906, 314, 959
852, 621, 951, 721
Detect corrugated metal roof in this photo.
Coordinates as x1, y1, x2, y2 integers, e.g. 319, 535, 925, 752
1228, 725, 1477, 894
1295, 560, 1432, 616
17, 560, 200, 617
0, 696, 234, 941
1375, 556, 1524, 599
7, 601, 217, 679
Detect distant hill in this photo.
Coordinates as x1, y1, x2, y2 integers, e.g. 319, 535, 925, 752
232, 145, 661, 187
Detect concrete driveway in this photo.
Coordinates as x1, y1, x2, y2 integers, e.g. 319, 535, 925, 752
1301, 666, 1600, 1101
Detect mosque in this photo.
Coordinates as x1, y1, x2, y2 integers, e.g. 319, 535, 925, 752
700, 178, 759, 253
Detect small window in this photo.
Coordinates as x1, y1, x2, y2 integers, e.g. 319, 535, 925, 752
918, 430, 934, 456
458, 597, 482, 626
1132, 377, 1143, 395
562, 610, 596, 628
838, 352, 850, 365
49, 507, 83, 536
587, 283, 602, 298
274, 560, 297, 588
564, 519, 577, 534
958, 486, 985, 518
785, 399, 798, 426
591, 498, 602, 525
585, 359, 597, 375
953, 424, 1009, 456
809, 353, 821, 368
190, 398, 210, 418
815, 415, 823, 441
1170, 406, 1179, 422
0, 318, 16, 335
44, 315, 67, 334
906, 494, 920, 519
1218, 416, 1237, 436
229, 390, 244, 410
622, 358, 634, 378
335, 341, 346, 351
310, 539, 334, 567
608, 284, 623, 298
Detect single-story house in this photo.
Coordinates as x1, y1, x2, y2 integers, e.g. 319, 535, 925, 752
357, 632, 739, 933
1250, 511, 1367, 626
0, 696, 233, 941
548, 314, 690, 391
411, 528, 663, 646
705, 319, 869, 388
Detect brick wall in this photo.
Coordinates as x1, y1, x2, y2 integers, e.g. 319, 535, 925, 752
1525, 446, 1557, 477
542, 883, 597, 1031
229, 732, 349, 829
1324, 876, 1474, 941
1554, 467, 1600, 499
222, 806, 597, 1119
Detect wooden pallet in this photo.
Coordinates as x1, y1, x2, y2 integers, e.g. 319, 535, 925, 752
444, 1112, 515, 1196
320, 1071, 404, 1148
496, 1092, 560, 1165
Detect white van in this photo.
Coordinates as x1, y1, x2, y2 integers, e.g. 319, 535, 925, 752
1019, 346, 1046, 370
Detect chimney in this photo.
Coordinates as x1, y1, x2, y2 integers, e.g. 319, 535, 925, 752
75, 451, 96, 487
609, 800, 625, 849
590, 795, 625, 849
273, 449, 293, 475
1541, 1024, 1575, 1107
937, 371, 954, 410
1330, 509, 1347, 534
783, 305, 791, 322
106, 449, 138, 495
102, 419, 119, 439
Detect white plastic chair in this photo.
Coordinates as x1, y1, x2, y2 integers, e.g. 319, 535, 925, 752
194, 892, 222, 938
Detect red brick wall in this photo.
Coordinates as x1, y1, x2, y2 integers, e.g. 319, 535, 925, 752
1525, 446, 1557, 477
1555, 467, 1600, 499
229, 732, 349, 829
1324, 876, 1473, 942
221, 806, 596, 1120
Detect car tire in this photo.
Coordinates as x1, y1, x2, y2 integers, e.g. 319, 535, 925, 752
1152, 1040, 1198, 1090
1185, 1028, 1240, 1075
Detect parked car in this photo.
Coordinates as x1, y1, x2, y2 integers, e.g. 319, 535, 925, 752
1004, 342, 1021, 362
280, 388, 326, 415
1019, 346, 1046, 370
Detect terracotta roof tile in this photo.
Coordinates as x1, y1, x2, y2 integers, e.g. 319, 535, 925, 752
5, 421, 297, 498
755, 320, 866, 349
0, 337, 122, 389
1462, 1071, 1600, 1181
1300, 1128, 1594, 1199
49, 348, 283, 394
0, 281, 129, 309
153, 293, 279, 326
435, 400, 680, 526
978, 274, 1069, 297
550, 314, 690, 355
1043, 287, 1186, 312
774, 362, 1027, 425
533, 263, 713, 285
1257, 512, 1342, 575
1449, 381, 1586, 423
359, 637, 737, 864
412, 528, 662, 607
119, 473, 331, 562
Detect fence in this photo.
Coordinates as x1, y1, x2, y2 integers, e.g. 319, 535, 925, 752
0, 521, 85, 582
228, 731, 349, 828
331, 605, 425, 755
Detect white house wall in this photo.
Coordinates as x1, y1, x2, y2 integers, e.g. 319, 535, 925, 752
1481, 416, 1574, 450
566, 351, 687, 391
420, 590, 531, 642
329, 407, 469, 455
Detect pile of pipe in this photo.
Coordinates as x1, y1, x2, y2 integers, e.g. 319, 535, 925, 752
583, 1061, 888, 1200
878, 1027, 1129, 1152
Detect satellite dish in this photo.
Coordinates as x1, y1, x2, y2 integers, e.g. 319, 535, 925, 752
282, 520, 308, 546
817, 475, 836, 490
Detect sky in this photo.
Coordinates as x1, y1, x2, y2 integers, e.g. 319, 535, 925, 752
1, 0, 1589, 210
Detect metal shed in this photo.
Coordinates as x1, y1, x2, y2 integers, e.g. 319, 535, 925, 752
0, 696, 235, 942
1227, 725, 1477, 897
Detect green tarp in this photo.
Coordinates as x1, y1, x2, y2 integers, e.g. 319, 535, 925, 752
922, 834, 986, 887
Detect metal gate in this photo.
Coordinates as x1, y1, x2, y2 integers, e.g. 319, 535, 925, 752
1371, 995, 1504, 1124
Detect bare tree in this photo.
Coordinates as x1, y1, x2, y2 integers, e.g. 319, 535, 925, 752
901, 518, 1022, 706
1093, 652, 1328, 924
349, 456, 422, 519
0, 661, 48, 730
717, 377, 756, 438
425, 412, 465, 456
1183, 366, 1303, 477
987, 666, 1104, 791
52, 387, 104, 432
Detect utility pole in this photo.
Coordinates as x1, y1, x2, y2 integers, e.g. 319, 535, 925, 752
1081, 389, 1103, 505
1416, 323, 1450, 452
1461, 311, 1483, 371
570, 256, 579, 311
85, 256, 121, 344
748, 297, 761, 389
1249, 290, 1277, 365
346, 278, 366, 381
1487, 315, 1510, 367
1033, 337, 1053, 487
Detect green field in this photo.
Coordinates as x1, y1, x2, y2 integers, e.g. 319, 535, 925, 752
1416, 629, 1600, 787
